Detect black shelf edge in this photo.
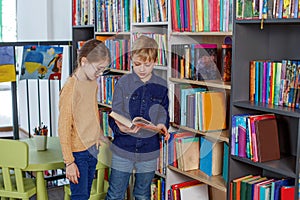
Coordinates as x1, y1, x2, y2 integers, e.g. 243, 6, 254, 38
235, 18, 300, 24
231, 155, 296, 178
233, 101, 300, 118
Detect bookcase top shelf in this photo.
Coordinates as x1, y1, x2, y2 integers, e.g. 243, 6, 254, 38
231, 155, 296, 178
170, 31, 233, 36
235, 19, 300, 24
168, 165, 227, 192
95, 32, 131, 35
233, 101, 300, 118
132, 22, 168, 26
169, 78, 231, 90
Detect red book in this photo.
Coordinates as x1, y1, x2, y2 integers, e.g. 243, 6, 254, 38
281, 186, 295, 200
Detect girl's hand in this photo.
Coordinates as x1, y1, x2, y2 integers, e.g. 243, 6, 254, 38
115, 120, 140, 134
96, 135, 110, 149
66, 162, 80, 184
157, 123, 170, 141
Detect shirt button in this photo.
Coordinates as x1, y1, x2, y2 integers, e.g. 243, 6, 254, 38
142, 99, 145, 103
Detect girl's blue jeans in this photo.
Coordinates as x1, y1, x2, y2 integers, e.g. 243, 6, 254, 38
70, 144, 99, 200
105, 154, 157, 200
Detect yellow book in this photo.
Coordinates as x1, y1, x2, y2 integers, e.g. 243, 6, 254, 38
196, 0, 204, 31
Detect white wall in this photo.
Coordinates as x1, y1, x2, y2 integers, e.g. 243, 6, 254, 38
16, 0, 72, 136
17, 0, 72, 41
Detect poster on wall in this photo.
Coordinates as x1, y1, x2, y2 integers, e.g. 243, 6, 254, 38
0, 46, 16, 83
20, 45, 63, 80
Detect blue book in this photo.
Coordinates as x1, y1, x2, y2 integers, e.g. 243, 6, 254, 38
180, 87, 205, 126
222, 142, 229, 182
200, 137, 223, 176
271, 178, 294, 200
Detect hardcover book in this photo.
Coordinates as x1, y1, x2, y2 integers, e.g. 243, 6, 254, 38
200, 137, 223, 176
255, 117, 280, 162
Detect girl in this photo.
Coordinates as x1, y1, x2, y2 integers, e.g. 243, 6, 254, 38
58, 39, 111, 200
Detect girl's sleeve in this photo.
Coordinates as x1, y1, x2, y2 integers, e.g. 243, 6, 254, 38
58, 82, 74, 164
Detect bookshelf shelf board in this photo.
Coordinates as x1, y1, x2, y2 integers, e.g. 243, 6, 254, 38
169, 78, 231, 90
168, 165, 227, 191
170, 31, 233, 36
154, 65, 168, 70
231, 155, 296, 178
155, 170, 166, 179
72, 25, 94, 29
233, 101, 300, 118
98, 102, 112, 108
235, 19, 300, 24
132, 22, 168, 26
95, 32, 131, 35
110, 69, 130, 74
170, 123, 229, 143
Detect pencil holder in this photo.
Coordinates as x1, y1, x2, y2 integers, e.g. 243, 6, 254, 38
34, 135, 47, 151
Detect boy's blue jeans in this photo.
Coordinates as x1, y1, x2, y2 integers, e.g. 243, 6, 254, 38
105, 154, 157, 200
70, 145, 99, 200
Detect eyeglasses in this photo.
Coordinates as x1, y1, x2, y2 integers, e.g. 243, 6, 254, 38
90, 62, 109, 76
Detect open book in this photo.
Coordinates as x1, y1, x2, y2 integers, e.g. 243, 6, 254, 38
109, 111, 164, 134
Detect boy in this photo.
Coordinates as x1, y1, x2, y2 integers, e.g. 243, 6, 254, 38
105, 35, 170, 200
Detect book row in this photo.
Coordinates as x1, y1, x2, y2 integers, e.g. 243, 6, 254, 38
104, 39, 131, 71
231, 113, 280, 162
72, 0, 95, 26
171, 0, 233, 32
249, 60, 300, 108
171, 43, 232, 82
96, 0, 130, 32
133, 0, 168, 23
230, 175, 295, 200
173, 84, 227, 132
236, 0, 300, 19
168, 131, 229, 179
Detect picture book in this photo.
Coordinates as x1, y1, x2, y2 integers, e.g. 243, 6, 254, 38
20, 45, 63, 80
109, 111, 165, 134
0, 46, 16, 82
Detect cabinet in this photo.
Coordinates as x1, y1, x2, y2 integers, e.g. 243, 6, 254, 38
72, 0, 233, 199
229, 17, 300, 200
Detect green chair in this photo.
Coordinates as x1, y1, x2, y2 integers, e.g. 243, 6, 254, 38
0, 139, 36, 200
64, 143, 111, 200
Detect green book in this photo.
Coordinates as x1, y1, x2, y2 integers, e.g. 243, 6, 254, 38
240, 175, 261, 200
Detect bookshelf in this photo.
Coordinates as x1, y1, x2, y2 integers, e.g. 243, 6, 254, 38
72, 0, 233, 199
229, 5, 300, 200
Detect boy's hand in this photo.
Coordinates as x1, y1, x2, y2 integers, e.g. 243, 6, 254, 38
157, 123, 170, 141
115, 120, 140, 134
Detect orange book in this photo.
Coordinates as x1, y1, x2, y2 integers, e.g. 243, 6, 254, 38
232, 175, 254, 200
249, 61, 255, 102
200, 91, 227, 131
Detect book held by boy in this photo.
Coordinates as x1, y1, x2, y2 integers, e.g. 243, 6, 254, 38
109, 111, 164, 134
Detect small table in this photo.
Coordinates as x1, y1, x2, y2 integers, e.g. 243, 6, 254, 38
22, 137, 65, 200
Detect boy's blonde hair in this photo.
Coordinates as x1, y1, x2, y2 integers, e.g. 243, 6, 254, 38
130, 35, 158, 62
